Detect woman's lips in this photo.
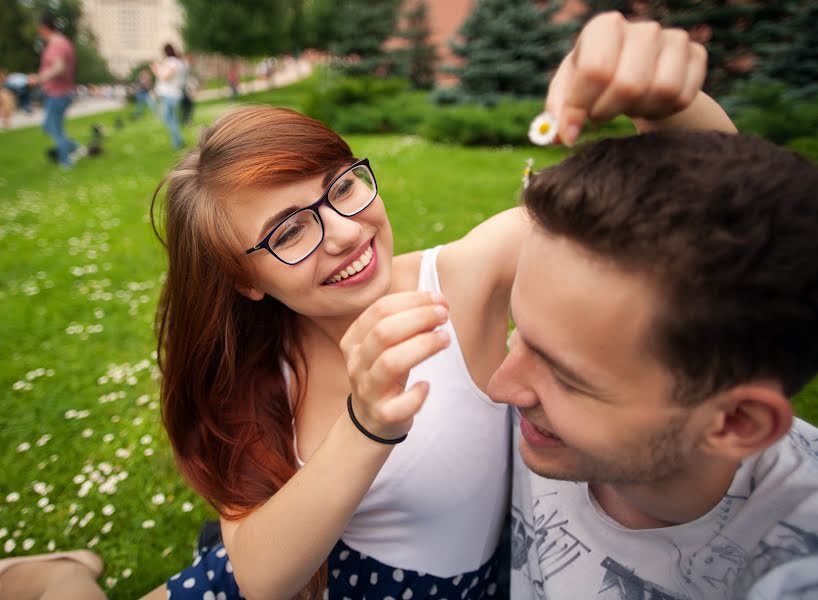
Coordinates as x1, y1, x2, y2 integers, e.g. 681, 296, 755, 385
323, 241, 378, 288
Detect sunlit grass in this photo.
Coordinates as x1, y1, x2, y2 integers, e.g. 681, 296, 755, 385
1, 81, 815, 598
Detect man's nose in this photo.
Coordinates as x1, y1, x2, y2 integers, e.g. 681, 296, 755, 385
319, 204, 362, 255
487, 342, 540, 409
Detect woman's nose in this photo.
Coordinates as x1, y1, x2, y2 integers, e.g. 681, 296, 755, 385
318, 204, 362, 255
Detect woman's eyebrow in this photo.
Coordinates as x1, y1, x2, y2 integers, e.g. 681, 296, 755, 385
257, 205, 301, 240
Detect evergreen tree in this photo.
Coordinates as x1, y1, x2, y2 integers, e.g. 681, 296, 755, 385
330, 0, 402, 77
0, 1, 38, 72
392, 0, 437, 89
179, 0, 292, 57
755, 1, 818, 100
450, 0, 577, 101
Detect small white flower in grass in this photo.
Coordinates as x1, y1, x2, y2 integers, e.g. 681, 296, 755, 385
105, 576, 117, 588
4, 539, 15, 553
182, 502, 193, 513
98, 479, 117, 495
143, 448, 154, 457
32, 482, 50, 495
37, 497, 49, 508
82, 465, 93, 474
79, 512, 95, 528
151, 493, 166, 505
43, 504, 54, 513
103, 433, 115, 443
89, 471, 102, 483
0, 529, 6, 538
110, 415, 120, 423
88, 536, 99, 548
69, 503, 78, 513
36, 434, 51, 447
78, 481, 93, 497
136, 394, 149, 406
37, 462, 47, 470
69, 516, 79, 526
6, 493, 19, 503
149, 401, 158, 410
528, 111, 558, 146
64, 409, 77, 419
16, 442, 31, 452
118, 471, 129, 481
81, 428, 93, 439
13, 529, 21, 537
142, 519, 155, 529
102, 504, 115, 516
97, 376, 109, 385
76, 410, 90, 419
162, 546, 173, 557
73, 474, 86, 485
140, 434, 152, 445
121, 568, 132, 578
98, 462, 112, 475
22, 538, 34, 551
133, 416, 144, 426
115, 448, 130, 459
101, 521, 113, 534
47, 540, 55, 551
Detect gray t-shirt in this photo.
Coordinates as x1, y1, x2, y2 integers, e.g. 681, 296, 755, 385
510, 416, 818, 599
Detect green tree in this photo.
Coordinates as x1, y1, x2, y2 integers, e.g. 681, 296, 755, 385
329, 0, 402, 77
450, 0, 577, 101
583, 1, 798, 96
0, 1, 38, 72
179, 0, 292, 57
392, 0, 437, 89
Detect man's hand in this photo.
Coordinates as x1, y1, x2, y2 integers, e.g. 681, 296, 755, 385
547, 12, 708, 145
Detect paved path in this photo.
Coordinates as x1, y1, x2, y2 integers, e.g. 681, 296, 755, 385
5, 58, 313, 131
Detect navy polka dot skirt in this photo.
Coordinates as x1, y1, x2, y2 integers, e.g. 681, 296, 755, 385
167, 538, 503, 599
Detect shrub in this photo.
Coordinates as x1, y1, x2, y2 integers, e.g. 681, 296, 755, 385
420, 98, 543, 146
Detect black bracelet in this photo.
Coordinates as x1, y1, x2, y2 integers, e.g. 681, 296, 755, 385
347, 394, 407, 445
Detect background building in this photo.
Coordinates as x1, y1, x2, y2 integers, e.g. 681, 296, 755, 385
81, 0, 184, 78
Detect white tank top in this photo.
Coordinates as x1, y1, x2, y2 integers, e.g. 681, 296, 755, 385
292, 246, 511, 576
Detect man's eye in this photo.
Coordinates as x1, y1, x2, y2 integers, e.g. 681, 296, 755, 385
553, 375, 580, 394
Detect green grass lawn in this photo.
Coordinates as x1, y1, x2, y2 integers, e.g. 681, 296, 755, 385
1, 83, 816, 598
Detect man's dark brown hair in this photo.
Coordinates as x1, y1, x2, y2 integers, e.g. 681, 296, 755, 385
523, 130, 818, 402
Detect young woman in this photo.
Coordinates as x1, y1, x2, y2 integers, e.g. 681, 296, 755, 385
143, 14, 734, 600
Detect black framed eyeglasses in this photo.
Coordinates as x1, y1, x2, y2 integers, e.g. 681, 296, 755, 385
245, 158, 378, 265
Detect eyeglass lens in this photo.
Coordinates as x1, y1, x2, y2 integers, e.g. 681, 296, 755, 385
270, 165, 376, 264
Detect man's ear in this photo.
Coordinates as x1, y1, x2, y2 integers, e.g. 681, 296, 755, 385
698, 382, 793, 461
235, 283, 264, 301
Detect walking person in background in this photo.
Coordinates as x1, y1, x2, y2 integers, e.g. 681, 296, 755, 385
132, 67, 156, 119
227, 60, 240, 97
29, 13, 83, 168
151, 44, 186, 150
180, 53, 198, 126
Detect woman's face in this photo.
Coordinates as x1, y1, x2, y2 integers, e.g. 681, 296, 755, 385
226, 166, 394, 319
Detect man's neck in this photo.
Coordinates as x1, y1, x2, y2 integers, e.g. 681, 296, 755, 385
589, 457, 741, 529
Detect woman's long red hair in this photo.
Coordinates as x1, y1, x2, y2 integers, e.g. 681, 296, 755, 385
151, 106, 354, 598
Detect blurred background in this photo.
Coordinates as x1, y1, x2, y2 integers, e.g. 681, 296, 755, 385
1, 1, 817, 597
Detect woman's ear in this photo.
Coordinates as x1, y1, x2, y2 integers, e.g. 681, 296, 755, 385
235, 283, 264, 301
698, 382, 794, 461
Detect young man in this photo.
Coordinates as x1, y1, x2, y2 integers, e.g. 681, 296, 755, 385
488, 130, 818, 599
29, 14, 83, 168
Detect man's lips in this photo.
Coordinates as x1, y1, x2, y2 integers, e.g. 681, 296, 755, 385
519, 415, 565, 449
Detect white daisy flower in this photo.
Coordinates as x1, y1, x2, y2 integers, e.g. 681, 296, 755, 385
528, 111, 558, 146
142, 519, 155, 529
182, 501, 194, 513
151, 493, 166, 505
102, 504, 115, 516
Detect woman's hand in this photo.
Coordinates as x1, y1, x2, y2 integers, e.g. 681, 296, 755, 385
340, 291, 450, 441
547, 11, 708, 145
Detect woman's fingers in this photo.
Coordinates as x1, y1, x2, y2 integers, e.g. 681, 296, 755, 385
350, 380, 430, 440
341, 291, 447, 353
364, 329, 450, 394
589, 21, 662, 122
356, 303, 449, 369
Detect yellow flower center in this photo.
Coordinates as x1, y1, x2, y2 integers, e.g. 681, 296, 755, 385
538, 122, 551, 135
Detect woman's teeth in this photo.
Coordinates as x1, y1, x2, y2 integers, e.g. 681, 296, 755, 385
327, 246, 373, 283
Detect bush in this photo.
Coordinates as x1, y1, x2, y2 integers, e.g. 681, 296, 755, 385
727, 80, 818, 145
421, 98, 543, 146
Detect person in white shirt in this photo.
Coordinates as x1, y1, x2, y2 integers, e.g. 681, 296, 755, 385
488, 124, 818, 598
151, 44, 186, 150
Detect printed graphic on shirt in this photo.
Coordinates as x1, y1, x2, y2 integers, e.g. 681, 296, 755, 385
597, 557, 687, 600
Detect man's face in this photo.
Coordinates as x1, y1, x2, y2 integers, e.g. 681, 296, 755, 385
488, 229, 703, 485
